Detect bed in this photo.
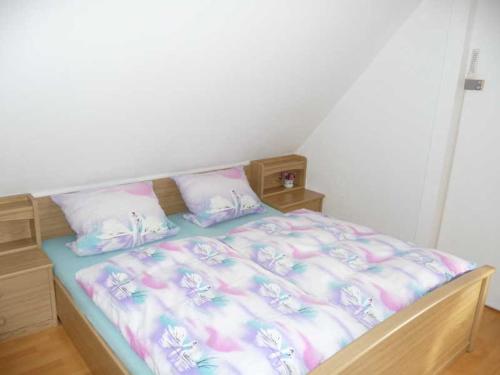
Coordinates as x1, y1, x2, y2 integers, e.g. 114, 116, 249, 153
36, 170, 494, 375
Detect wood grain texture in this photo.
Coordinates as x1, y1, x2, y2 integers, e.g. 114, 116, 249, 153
250, 154, 307, 198
0, 221, 32, 248
36, 196, 74, 240
263, 188, 324, 213
0, 249, 57, 342
444, 306, 500, 375
0, 195, 33, 221
0, 269, 54, 340
29, 194, 42, 248
250, 155, 324, 213
0, 325, 91, 375
36, 165, 253, 240
0, 248, 52, 279
0, 194, 40, 255
467, 274, 491, 352
0, 238, 37, 256
54, 278, 129, 375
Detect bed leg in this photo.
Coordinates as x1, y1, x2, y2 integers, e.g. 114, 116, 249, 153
467, 276, 491, 352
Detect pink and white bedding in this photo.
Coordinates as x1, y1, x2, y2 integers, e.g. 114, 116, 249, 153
222, 209, 475, 328
76, 210, 475, 375
76, 236, 367, 374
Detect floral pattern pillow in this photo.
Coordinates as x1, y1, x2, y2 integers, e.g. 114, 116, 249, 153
52, 182, 179, 256
173, 166, 264, 227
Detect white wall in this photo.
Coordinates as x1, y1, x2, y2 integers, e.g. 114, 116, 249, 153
438, 0, 500, 309
0, 0, 419, 196
298, 0, 473, 242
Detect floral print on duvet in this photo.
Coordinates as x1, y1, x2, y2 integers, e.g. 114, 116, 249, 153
222, 209, 475, 330
76, 210, 475, 375
77, 236, 367, 375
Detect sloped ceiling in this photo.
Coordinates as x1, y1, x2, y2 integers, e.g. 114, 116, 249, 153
0, 0, 420, 195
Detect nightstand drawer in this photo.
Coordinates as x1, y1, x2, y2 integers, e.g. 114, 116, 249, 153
0, 269, 53, 335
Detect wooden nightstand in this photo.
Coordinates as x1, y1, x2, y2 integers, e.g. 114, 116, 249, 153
0, 248, 57, 341
0, 194, 57, 341
250, 154, 325, 213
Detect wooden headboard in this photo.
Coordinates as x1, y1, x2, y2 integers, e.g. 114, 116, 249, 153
36, 165, 254, 240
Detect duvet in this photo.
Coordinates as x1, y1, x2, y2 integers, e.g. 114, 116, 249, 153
76, 210, 475, 375
223, 209, 475, 329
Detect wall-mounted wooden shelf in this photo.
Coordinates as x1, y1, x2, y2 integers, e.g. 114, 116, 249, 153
0, 194, 41, 256
250, 154, 324, 213
251, 154, 307, 198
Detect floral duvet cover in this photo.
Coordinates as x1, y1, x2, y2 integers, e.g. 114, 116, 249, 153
76, 210, 475, 375
222, 209, 475, 330
77, 236, 367, 375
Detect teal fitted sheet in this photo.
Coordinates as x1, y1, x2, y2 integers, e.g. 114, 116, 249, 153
42, 206, 281, 375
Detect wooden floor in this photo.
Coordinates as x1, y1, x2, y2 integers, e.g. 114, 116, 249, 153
0, 308, 499, 374
443, 307, 500, 375
0, 325, 90, 375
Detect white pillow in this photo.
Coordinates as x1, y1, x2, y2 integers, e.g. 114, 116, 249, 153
173, 166, 264, 227
52, 182, 179, 256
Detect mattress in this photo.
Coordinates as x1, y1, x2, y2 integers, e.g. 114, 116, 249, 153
41, 205, 281, 375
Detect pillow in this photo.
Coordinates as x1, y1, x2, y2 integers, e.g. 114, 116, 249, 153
51, 182, 179, 256
173, 166, 264, 227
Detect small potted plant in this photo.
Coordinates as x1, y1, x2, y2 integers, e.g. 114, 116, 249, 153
282, 172, 296, 188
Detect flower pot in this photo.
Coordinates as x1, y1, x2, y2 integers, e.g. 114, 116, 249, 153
283, 179, 294, 188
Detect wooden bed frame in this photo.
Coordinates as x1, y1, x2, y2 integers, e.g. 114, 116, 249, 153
35, 166, 495, 375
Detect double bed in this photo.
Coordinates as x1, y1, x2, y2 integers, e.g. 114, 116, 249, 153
35, 171, 494, 375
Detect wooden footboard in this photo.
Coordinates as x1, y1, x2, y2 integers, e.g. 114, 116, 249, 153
54, 266, 494, 375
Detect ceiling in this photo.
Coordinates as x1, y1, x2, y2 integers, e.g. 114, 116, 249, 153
0, 0, 420, 195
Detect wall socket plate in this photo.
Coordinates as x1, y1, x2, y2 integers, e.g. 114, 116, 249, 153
464, 78, 485, 91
